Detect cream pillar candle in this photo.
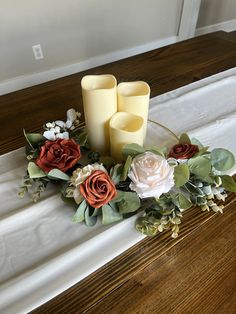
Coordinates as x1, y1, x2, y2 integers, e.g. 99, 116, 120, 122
109, 112, 144, 161
117, 81, 150, 137
81, 74, 117, 153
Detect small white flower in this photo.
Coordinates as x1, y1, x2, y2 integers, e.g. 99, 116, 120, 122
46, 122, 55, 129
67, 108, 77, 123
55, 132, 69, 139
128, 152, 174, 199
65, 120, 73, 129
66, 108, 81, 130
54, 126, 61, 134
55, 120, 66, 128
43, 130, 69, 141
43, 130, 56, 141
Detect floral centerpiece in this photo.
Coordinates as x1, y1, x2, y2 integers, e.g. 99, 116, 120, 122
19, 109, 236, 238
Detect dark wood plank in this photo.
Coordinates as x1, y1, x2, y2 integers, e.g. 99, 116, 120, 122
214, 31, 236, 43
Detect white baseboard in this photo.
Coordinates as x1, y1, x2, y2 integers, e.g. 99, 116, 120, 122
195, 19, 236, 36
0, 36, 177, 96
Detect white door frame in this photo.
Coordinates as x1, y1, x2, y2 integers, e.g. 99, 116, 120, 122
178, 0, 202, 41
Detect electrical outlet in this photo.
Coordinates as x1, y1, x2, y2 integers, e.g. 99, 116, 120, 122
32, 44, 44, 60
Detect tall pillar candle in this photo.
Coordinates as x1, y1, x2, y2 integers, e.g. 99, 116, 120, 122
109, 112, 144, 161
81, 74, 117, 153
117, 81, 150, 137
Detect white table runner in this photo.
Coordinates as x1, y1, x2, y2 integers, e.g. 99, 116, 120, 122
0, 67, 236, 313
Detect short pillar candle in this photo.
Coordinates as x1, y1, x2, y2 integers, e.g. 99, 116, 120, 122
109, 112, 144, 161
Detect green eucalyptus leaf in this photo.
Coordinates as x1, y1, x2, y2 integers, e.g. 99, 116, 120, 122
60, 182, 69, 196
110, 164, 123, 184
159, 209, 173, 215
191, 137, 204, 148
24, 129, 45, 148
121, 155, 132, 181
211, 148, 235, 171
28, 162, 46, 178
85, 207, 97, 226
179, 133, 191, 144
135, 216, 158, 236
177, 193, 192, 209
73, 200, 88, 223
47, 169, 70, 181
110, 190, 125, 204
122, 143, 145, 157
188, 156, 211, 177
61, 194, 77, 208
174, 164, 190, 187
91, 207, 100, 217
99, 156, 114, 168
195, 175, 214, 184
102, 204, 123, 224
117, 191, 140, 214
148, 146, 165, 157
195, 146, 210, 157
220, 175, 236, 192
75, 131, 88, 146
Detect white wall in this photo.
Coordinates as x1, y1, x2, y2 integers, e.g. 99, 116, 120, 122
197, 0, 236, 27
0, 0, 183, 83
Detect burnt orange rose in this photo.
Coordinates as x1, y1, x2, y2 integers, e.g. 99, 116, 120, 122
168, 143, 199, 159
36, 138, 81, 173
80, 170, 117, 208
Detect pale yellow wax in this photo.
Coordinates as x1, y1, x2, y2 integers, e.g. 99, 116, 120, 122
109, 112, 144, 161
117, 81, 150, 138
81, 74, 117, 153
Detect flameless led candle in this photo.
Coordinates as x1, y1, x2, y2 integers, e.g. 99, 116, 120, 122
117, 81, 150, 136
81, 74, 117, 153
109, 112, 144, 161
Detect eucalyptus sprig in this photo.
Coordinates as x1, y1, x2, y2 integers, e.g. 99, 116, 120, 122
18, 174, 50, 202
19, 111, 236, 240
135, 133, 236, 238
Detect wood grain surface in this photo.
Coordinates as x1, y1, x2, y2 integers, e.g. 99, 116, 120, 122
1, 31, 235, 313
31, 193, 236, 314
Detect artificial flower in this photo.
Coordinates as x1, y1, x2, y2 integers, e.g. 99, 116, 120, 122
79, 170, 117, 208
43, 109, 81, 140
66, 108, 81, 129
72, 163, 107, 204
43, 129, 69, 141
168, 143, 199, 159
128, 152, 174, 198
36, 138, 81, 173
71, 163, 107, 187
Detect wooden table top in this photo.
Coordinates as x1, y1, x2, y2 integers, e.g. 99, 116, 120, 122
1, 31, 236, 313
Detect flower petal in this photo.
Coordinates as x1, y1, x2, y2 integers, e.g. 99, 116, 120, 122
43, 130, 56, 141
55, 120, 66, 128
56, 132, 69, 139
67, 108, 77, 122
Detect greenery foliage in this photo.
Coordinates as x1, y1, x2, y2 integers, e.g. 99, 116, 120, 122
19, 111, 236, 239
